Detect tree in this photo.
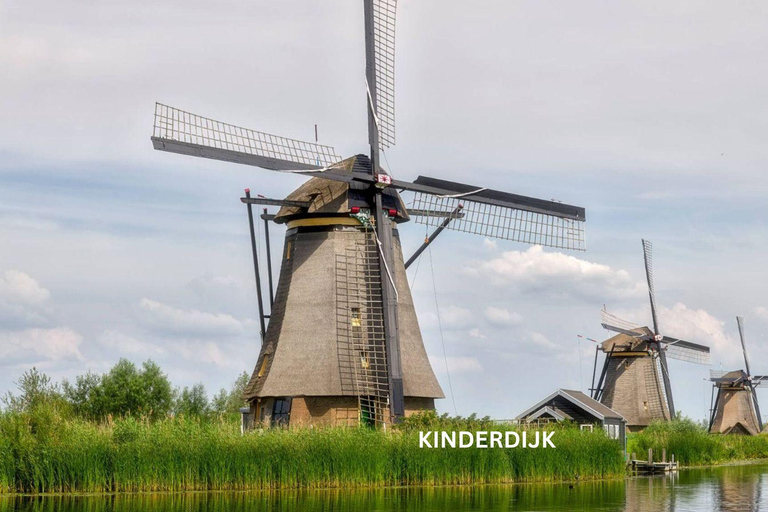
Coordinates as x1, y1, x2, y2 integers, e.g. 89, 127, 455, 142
211, 371, 249, 415
139, 360, 173, 420
62, 371, 104, 420
1, 367, 63, 413
174, 383, 209, 417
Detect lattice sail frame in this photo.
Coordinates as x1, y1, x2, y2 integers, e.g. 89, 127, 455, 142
410, 192, 586, 250
152, 103, 341, 168
372, 0, 397, 149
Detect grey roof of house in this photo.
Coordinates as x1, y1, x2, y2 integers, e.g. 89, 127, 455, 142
516, 388, 625, 422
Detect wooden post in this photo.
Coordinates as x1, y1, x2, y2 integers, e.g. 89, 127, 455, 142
662, 449, 666, 463
648, 448, 653, 464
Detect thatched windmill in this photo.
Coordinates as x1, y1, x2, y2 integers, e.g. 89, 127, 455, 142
591, 240, 710, 431
150, 1, 587, 427
709, 317, 767, 435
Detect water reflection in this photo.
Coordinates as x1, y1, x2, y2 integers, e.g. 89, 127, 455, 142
2, 464, 767, 512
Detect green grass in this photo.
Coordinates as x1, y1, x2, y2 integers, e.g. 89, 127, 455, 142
0, 410, 626, 494
628, 418, 768, 466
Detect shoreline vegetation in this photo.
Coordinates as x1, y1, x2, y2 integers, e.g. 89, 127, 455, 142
3, 364, 768, 495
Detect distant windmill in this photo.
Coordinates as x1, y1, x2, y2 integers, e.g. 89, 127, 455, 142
709, 317, 767, 435
591, 240, 710, 431
150, 1, 587, 427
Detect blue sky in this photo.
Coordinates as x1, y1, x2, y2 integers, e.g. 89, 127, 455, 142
1, 0, 768, 421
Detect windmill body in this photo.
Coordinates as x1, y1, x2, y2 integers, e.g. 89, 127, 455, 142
592, 240, 710, 432
241, 157, 443, 426
597, 328, 672, 431
709, 317, 766, 435
150, 1, 588, 427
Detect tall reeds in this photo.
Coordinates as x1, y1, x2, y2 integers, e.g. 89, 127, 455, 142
0, 411, 625, 494
629, 418, 768, 465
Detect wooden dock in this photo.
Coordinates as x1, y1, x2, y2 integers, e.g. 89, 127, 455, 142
629, 449, 678, 474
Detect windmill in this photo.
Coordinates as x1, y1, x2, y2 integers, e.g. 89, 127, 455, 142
150, 1, 587, 427
709, 317, 768, 435
590, 239, 710, 431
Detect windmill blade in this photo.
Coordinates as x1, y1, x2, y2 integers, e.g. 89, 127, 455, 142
737, 316, 753, 378
751, 376, 768, 388
151, 103, 342, 172
406, 176, 586, 250
661, 337, 710, 365
599, 310, 649, 338
371, 0, 397, 149
710, 369, 729, 380
641, 239, 660, 334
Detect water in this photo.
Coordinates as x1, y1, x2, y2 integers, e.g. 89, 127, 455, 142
2, 464, 767, 511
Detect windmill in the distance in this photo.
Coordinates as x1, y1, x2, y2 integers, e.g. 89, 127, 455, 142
150, 1, 587, 427
591, 240, 710, 431
709, 317, 767, 435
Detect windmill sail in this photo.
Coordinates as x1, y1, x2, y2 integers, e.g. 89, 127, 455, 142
371, 0, 397, 149
152, 103, 341, 171
410, 177, 586, 250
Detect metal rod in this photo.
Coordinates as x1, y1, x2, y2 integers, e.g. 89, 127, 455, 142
709, 385, 719, 432
405, 205, 462, 269
263, 208, 275, 309
245, 189, 267, 342
658, 345, 676, 419
590, 345, 599, 397
595, 347, 613, 401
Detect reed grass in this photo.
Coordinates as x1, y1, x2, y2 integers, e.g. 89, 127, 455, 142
628, 419, 768, 466
0, 411, 625, 494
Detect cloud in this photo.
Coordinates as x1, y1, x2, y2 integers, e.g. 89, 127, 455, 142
99, 329, 165, 356
429, 356, 482, 374
138, 298, 245, 336
469, 328, 486, 339
658, 303, 739, 367
469, 246, 644, 300
0, 327, 83, 362
754, 307, 768, 322
482, 238, 497, 251
484, 306, 523, 327
0, 270, 52, 327
421, 305, 475, 330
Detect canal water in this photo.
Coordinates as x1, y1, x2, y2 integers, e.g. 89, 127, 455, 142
2, 463, 766, 511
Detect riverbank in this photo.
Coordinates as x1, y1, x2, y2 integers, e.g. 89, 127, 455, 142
628, 419, 768, 466
0, 412, 625, 494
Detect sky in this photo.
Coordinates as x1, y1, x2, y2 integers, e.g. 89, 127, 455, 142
1, 0, 768, 422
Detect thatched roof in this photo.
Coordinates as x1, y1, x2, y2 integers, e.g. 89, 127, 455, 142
600, 326, 654, 353
273, 154, 409, 224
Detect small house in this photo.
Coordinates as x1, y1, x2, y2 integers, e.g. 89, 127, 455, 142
516, 389, 627, 449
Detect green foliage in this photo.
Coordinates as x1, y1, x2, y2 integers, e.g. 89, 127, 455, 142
628, 418, 768, 465
0, 410, 626, 494
1, 368, 67, 415
173, 383, 210, 417
211, 372, 250, 415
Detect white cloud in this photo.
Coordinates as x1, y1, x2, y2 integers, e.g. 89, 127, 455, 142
422, 305, 475, 330
138, 298, 245, 336
469, 328, 486, 339
469, 246, 644, 300
658, 303, 739, 367
484, 306, 523, 327
0, 327, 83, 362
483, 238, 497, 251
429, 356, 482, 374
754, 307, 768, 322
0, 270, 50, 304
0, 270, 52, 327
99, 329, 165, 356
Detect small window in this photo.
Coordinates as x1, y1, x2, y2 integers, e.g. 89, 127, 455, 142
272, 398, 291, 427
351, 308, 361, 328
643, 401, 648, 411
258, 355, 269, 378
580, 424, 594, 432
360, 351, 369, 369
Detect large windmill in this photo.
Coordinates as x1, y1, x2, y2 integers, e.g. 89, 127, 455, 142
150, 1, 587, 427
591, 240, 710, 431
709, 316, 767, 435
